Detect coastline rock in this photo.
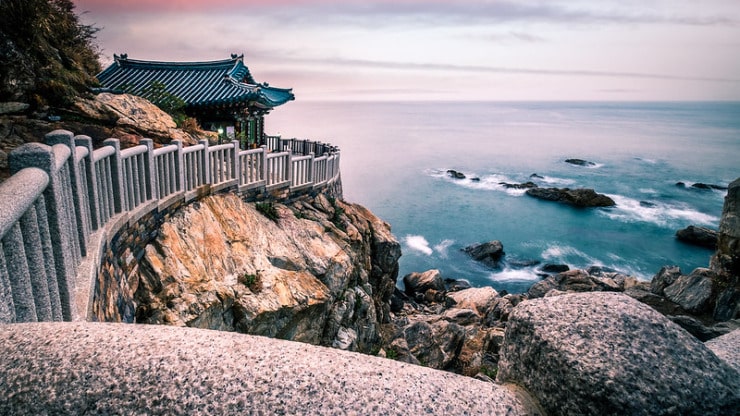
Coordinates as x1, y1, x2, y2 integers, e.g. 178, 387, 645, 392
650, 265, 683, 295
565, 158, 596, 167
540, 263, 569, 274
402, 269, 445, 297
525, 187, 616, 207
462, 240, 505, 268
676, 225, 718, 249
692, 182, 728, 191
527, 269, 622, 298
496, 292, 740, 416
445, 287, 499, 316
134, 193, 401, 354
710, 177, 740, 321
663, 268, 715, 314
499, 181, 537, 190
446, 169, 465, 179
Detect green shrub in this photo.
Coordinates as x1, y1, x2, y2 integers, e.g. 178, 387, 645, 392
255, 202, 279, 222
239, 271, 263, 293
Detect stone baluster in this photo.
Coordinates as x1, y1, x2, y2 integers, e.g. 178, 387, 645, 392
75, 135, 100, 231
103, 139, 124, 214
141, 139, 156, 201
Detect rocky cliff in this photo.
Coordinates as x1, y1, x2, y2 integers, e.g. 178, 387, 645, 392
133, 193, 401, 354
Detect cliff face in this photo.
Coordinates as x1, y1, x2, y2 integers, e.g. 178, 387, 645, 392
710, 177, 740, 320
133, 193, 401, 354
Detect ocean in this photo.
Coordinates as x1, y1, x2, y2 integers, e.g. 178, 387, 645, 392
269, 101, 740, 294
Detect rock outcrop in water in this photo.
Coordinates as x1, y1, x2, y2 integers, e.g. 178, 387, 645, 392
564, 158, 596, 167
676, 225, 718, 249
525, 186, 616, 207
134, 193, 401, 353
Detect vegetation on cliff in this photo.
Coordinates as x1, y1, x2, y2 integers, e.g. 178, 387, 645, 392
0, 0, 100, 109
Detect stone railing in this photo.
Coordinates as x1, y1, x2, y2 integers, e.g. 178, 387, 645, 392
0, 130, 341, 324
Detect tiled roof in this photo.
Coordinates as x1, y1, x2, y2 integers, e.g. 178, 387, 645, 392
96, 54, 294, 109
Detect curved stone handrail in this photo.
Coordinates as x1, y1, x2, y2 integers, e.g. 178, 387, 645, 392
0, 322, 537, 415
0, 130, 341, 323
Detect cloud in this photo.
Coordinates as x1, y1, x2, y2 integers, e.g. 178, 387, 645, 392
270, 55, 740, 83
75, 0, 739, 27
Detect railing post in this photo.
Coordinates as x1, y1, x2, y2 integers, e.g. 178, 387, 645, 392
141, 138, 156, 201
103, 138, 124, 213
199, 139, 210, 186
232, 140, 240, 185
75, 135, 100, 231
287, 151, 293, 189
308, 152, 315, 184
260, 145, 268, 183
46, 130, 89, 256
9, 143, 75, 320
173, 140, 184, 193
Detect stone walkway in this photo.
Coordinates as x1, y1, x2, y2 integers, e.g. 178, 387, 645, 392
0, 322, 541, 415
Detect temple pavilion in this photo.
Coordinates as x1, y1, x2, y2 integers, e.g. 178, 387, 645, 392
96, 54, 294, 148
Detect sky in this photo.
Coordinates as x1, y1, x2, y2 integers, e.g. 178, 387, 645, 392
74, 0, 740, 102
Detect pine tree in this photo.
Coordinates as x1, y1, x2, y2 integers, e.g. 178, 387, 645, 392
0, 0, 101, 109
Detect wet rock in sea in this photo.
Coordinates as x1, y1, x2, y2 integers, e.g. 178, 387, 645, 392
529, 173, 544, 179
496, 292, 740, 416
640, 200, 657, 208
676, 225, 718, 249
498, 181, 538, 190
564, 158, 596, 167
525, 187, 616, 207
444, 278, 472, 292
541, 263, 569, 274
446, 169, 466, 179
692, 182, 728, 191
463, 241, 505, 268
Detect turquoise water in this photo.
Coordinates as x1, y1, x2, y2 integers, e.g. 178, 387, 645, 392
269, 101, 740, 293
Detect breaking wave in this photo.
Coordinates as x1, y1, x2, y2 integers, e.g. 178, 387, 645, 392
602, 194, 718, 227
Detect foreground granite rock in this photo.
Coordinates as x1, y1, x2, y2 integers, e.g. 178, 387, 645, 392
0, 322, 541, 416
134, 193, 401, 354
496, 292, 740, 416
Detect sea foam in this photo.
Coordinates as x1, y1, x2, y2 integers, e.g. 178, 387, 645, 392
604, 194, 718, 227
404, 235, 433, 256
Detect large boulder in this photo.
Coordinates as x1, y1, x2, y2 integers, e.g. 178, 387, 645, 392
676, 225, 718, 249
497, 292, 740, 416
402, 269, 445, 297
71, 93, 198, 146
445, 287, 499, 316
525, 187, 616, 207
